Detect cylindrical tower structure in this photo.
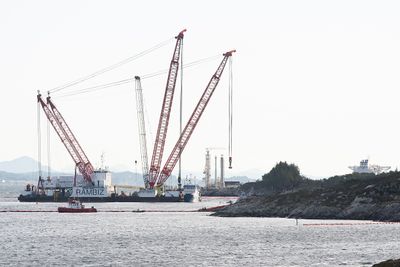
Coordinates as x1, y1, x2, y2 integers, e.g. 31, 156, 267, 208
204, 149, 211, 188
220, 154, 225, 188
214, 155, 218, 188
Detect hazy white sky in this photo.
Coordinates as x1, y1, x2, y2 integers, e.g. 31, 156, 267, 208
1, 0, 400, 179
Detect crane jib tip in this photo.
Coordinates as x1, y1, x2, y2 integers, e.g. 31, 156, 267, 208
176, 29, 187, 39
223, 50, 236, 56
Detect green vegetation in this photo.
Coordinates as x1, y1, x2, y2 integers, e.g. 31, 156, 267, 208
241, 161, 310, 194
261, 161, 307, 191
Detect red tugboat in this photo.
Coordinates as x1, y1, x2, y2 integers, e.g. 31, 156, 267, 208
58, 199, 97, 213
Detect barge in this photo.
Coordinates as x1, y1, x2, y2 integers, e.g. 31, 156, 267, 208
18, 170, 182, 203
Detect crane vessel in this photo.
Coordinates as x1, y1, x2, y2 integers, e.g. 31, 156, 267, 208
19, 30, 235, 202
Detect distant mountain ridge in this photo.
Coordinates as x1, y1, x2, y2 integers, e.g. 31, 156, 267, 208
0, 156, 51, 173
0, 156, 256, 186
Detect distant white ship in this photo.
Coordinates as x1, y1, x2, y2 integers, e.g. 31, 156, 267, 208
349, 159, 390, 175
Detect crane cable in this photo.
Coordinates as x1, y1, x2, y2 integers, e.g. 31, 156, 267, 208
37, 99, 42, 182
47, 117, 51, 179
54, 54, 220, 98
141, 54, 219, 79
178, 38, 183, 190
228, 57, 233, 169
143, 92, 154, 153
56, 78, 135, 98
48, 37, 174, 94
37, 97, 43, 194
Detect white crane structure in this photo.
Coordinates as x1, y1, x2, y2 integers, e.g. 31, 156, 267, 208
134, 76, 150, 188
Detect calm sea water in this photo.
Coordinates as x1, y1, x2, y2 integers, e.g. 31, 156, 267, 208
0, 185, 399, 266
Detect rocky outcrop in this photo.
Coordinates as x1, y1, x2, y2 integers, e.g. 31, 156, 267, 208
372, 259, 400, 267
213, 174, 400, 221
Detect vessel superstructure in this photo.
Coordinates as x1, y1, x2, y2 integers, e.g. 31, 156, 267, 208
349, 159, 390, 175
183, 179, 201, 202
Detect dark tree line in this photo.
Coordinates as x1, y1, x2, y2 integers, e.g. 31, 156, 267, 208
261, 161, 307, 191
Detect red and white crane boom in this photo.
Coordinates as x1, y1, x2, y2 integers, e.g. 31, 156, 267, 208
134, 76, 150, 188
37, 93, 94, 184
156, 50, 236, 186
149, 29, 186, 188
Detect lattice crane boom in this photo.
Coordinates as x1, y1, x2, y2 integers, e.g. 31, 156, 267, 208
135, 76, 150, 188
149, 29, 186, 188
37, 94, 82, 166
37, 93, 94, 183
156, 50, 236, 186
46, 96, 94, 183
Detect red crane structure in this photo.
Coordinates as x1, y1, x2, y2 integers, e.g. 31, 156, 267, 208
155, 50, 236, 187
148, 29, 186, 188
37, 92, 94, 184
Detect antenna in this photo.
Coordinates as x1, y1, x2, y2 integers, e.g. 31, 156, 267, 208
101, 152, 105, 170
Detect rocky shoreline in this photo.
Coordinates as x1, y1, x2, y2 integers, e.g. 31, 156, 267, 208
373, 259, 400, 267
213, 172, 400, 221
